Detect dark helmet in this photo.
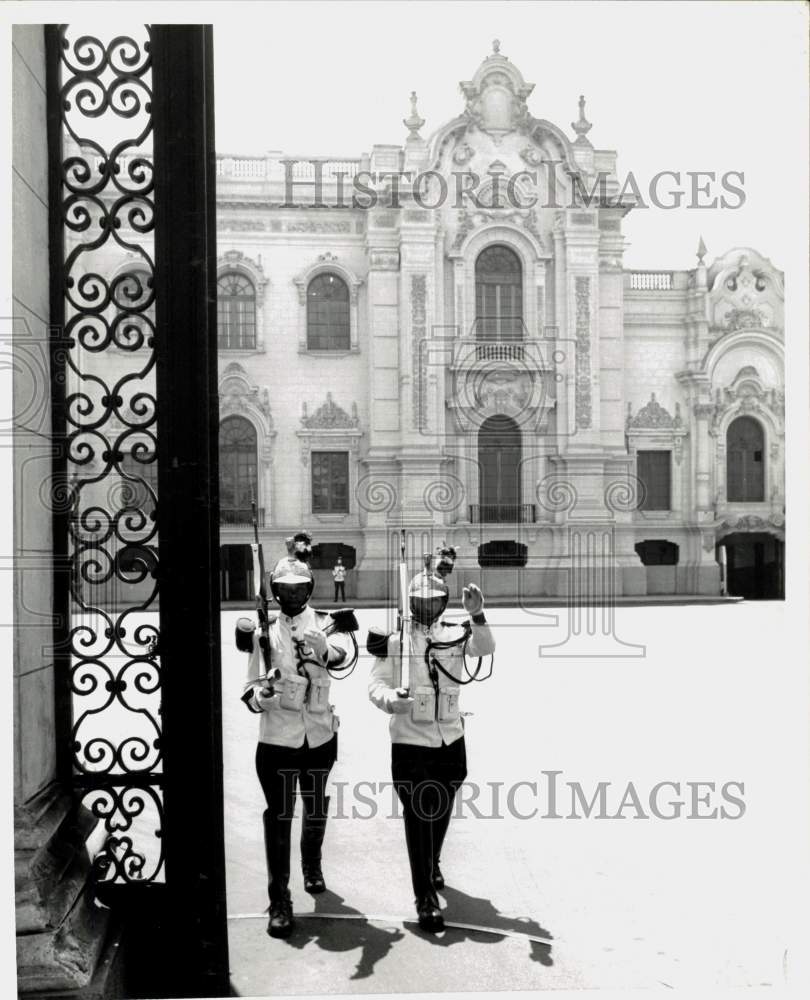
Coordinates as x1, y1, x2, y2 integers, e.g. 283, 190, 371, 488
408, 569, 449, 627
270, 557, 314, 618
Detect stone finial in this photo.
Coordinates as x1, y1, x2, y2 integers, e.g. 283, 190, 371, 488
571, 94, 592, 146
403, 91, 425, 141
492, 38, 501, 54
697, 235, 707, 265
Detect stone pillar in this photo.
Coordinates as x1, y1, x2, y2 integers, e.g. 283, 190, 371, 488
12, 26, 119, 995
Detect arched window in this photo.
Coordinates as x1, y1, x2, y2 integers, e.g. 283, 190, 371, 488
219, 416, 259, 525
475, 245, 523, 341
726, 416, 765, 502
217, 272, 256, 350
307, 273, 350, 350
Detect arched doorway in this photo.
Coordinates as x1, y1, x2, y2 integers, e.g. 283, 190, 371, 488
720, 532, 784, 599
726, 416, 765, 502
475, 244, 523, 340
478, 414, 522, 522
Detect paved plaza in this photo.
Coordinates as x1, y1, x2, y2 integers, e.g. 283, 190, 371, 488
221, 601, 795, 995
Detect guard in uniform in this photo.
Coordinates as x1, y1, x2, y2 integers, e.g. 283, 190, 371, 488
367, 548, 495, 932
240, 537, 355, 939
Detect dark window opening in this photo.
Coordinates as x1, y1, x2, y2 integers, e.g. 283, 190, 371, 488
727, 416, 765, 502
310, 543, 357, 570
311, 451, 349, 514
217, 272, 256, 350
637, 450, 671, 510
478, 540, 528, 567
307, 273, 350, 350
635, 540, 679, 566
219, 416, 258, 523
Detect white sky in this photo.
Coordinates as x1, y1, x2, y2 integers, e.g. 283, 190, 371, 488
209, 0, 809, 269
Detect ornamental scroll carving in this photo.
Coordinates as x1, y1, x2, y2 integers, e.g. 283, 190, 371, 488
411, 274, 428, 430
574, 276, 592, 430
301, 392, 359, 429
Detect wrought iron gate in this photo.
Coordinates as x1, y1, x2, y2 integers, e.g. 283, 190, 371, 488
47, 23, 228, 994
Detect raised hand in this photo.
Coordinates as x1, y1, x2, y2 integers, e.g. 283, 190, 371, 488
462, 583, 484, 616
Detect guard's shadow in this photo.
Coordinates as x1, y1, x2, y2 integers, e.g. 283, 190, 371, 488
406, 883, 554, 966
285, 889, 405, 981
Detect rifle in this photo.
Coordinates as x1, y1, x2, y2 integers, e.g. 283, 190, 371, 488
237, 499, 280, 701
396, 528, 411, 693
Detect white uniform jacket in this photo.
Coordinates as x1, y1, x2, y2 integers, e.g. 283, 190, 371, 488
368, 618, 495, 747
243, 606, 349, 749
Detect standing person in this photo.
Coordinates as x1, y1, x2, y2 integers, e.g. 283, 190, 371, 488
332, 555, 347, 603
367, 547, 495, 932
241, 533, 354, 939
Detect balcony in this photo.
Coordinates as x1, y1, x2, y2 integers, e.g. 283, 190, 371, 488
221, 507, 265, 527
451, 337, 555, 371
469, 504, 537, 524
627, 270, 674, 291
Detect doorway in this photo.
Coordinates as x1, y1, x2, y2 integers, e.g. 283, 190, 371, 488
478, 415, 522, 522
720, 532, 784, 599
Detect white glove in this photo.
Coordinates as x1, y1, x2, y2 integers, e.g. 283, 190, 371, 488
462, 583, 485, 616
302, 627, 329, 662
254, 685, 278, 711
389, 688, 414, 715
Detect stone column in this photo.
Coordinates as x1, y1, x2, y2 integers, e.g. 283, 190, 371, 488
13, 25, 119, 994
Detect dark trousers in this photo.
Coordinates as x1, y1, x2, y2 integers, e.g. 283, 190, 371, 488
391, 737, 467, 900
255, 735, 337, 901
333, 581, 345, 602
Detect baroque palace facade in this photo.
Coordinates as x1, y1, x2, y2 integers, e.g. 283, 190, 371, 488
93, 44, 787, 602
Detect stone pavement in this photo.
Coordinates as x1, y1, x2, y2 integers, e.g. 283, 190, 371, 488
222, 604, 790, 996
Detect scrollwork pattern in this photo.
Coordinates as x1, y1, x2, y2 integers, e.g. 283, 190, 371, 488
55, 25, 162, 884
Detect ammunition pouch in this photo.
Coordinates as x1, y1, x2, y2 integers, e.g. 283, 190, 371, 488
366, 627, 392, 658
318, 608, 359, 634
235, 617, 256, 653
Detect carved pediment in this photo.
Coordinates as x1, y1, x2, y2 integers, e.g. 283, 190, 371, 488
626, 393, 682, 430
219, 363, 274, 429
301, 392, 359, 429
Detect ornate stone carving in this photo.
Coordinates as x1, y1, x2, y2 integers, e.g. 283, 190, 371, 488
411, 274, 428, 430
717, 513, 785, 541
708, 249, 783, 332
453, 143, 475, 165
219, 362, 274, 430
475, 371, 532, 414
459, 42, 535, 140
301, 392, 359, 429
724, 306, 766, 331
626, 393, 681, 430
450, 205, 546, 252
369, 249, 400, 271
220, 218, 265, 232
571, 94, 593, 146
520, 145, 543, 167
286, 221, 351, 233
219, 249, 268, 304
574, 276, 592, 429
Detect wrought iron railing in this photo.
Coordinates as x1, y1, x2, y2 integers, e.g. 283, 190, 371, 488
469, 504, 537, 523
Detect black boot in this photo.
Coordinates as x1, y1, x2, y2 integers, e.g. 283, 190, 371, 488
416, 891, 444, 933
267, 891, 293, 939
263, 811, 294, 937
432, 858, 445, 891
300, 795, 329, 894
